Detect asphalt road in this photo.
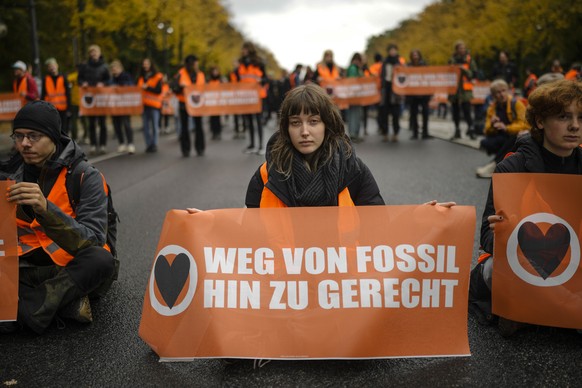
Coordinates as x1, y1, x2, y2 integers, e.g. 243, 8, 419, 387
1, 116, 581, 387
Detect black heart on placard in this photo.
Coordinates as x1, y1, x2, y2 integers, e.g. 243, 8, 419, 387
84, 95, 93, 104
154, 253, 190, 308
397, 75, 406, 84
517, 222, 570, 279
191, 94, 201, 104
325, 87, 334, 96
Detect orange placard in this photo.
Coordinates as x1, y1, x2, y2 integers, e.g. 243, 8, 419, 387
320, 77, 381, 106
0, 181, 19, 322
0, 93, 23, 121
470, 81, 491, 105
161, 93, 176, 116
392, 66, 460, 96
139, 205, 476, 361
492, 173, 582, 328
184, 83, 262, 117
79, 86, 144, 116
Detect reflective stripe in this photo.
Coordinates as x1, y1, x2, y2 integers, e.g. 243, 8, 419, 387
45, 242, 60, 254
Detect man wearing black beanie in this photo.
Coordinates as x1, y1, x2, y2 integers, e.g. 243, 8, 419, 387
0, 100, 116, 334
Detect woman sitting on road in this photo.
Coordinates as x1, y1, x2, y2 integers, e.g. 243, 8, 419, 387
469, 79, 582, 336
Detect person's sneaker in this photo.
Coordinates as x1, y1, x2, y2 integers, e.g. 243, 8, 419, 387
476, 161, 496, 175
59, 295, 93, 323
255, 148, 265, 156
90, 145, 97, 155
127, 144, 135, 154
98, 146, 107, 155
244, 146, 256, 154
390, 134, 398, 143
497, 317, 525, 338
382, 135, 389, 143
117, 144, 127, 153
0, 321, 20, 334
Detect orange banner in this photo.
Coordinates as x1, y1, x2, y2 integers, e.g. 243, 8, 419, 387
392, 66, 460, 96
184, 83, 262, 117
0, 93, 23, 121
161, 94, 176, 116
320, 77, 381, 106
139, 205, 476, 361
492, 173, 582, 329
470, 81, 491, 105
0, 181, 18, 322
79, 86, 144, 116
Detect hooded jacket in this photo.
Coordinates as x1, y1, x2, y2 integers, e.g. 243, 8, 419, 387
1, 136, 109, 265
245, 133, 384, 207
480, 134, 582, 254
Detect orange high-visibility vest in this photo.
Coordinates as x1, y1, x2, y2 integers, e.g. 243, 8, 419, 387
317, 63, 340, 81
258, 162, 354, 207
460, 55, 473, 91
44, 75, 67, 111
176, 67, 205, 103
16, 168, 111, 266
138, 72, 164, 109
238, 63, 266, 98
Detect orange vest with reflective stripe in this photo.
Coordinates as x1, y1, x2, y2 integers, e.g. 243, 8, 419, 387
44, 75, 67, 111
238, 63, 266, 98
369, 62, 382, 77
16, 168, 111, 266
258, 162, 354, 207
138, 72, 164, 109
176, 68, 205, 103
13, 76, 28, 95
317, 63, 340, 81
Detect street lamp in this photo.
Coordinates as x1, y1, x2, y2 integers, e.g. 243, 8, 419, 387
157, 22, 173, 75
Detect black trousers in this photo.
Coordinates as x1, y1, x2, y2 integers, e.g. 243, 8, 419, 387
179, 104, 205, 156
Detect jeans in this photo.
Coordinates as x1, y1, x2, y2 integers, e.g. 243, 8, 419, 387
143, 106, 160, 148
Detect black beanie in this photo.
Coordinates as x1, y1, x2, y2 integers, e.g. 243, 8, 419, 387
12, 100, 62, 145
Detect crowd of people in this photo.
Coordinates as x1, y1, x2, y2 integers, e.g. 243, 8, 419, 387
9, 40, 581, 162
3, 39, 581, 339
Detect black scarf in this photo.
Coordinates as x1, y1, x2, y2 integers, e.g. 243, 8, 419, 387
288, 149, 343, 207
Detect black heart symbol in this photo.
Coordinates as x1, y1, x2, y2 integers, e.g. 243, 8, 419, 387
518, 222, 570, 279
191, 95, 200, 104
84, 96, 93, 104
154, 253, 190, 308
397, 75, 406, 83
325, 87, 334, 95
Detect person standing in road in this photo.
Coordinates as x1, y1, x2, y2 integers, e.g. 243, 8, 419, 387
0, 101, 116, 334
208, 66, 223, 141
346, 52, 364, 142
137, 58, 163, 153
469, 79, 582, 337
41, 58, 70, 134
407, 49, 431, 140
172, 54, 206, 157
109, 60, 135, 154
236, 42, 267, 155
378, 43, 405, 143
78, 45, 111, 155
448, 40, 477, 140
12, 60, 39, 104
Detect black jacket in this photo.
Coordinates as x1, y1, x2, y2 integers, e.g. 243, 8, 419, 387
78, 57, 110, 86
480, 134, 582, 253
245, 134, 384, 207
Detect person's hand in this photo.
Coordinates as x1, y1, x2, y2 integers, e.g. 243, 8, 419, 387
96, 82, 104, 87
186, 208, 203, 214
6, 182, 48, 215
493, 121, 507, 131
488, 214, 504, 231
423, 200, 457, 208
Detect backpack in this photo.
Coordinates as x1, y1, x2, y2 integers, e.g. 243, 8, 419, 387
65, 159, 120, 278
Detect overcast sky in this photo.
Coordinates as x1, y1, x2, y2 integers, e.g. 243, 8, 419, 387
222, 0, 436, 72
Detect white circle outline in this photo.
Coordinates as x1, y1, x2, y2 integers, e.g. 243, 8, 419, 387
187, 91, 204, 108
148, 244, 198, 316
506, 213, 580, 287
81, 93, 95, 108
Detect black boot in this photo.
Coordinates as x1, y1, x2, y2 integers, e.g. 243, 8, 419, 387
18, 269, 84, 334
450, 128, 461, 140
